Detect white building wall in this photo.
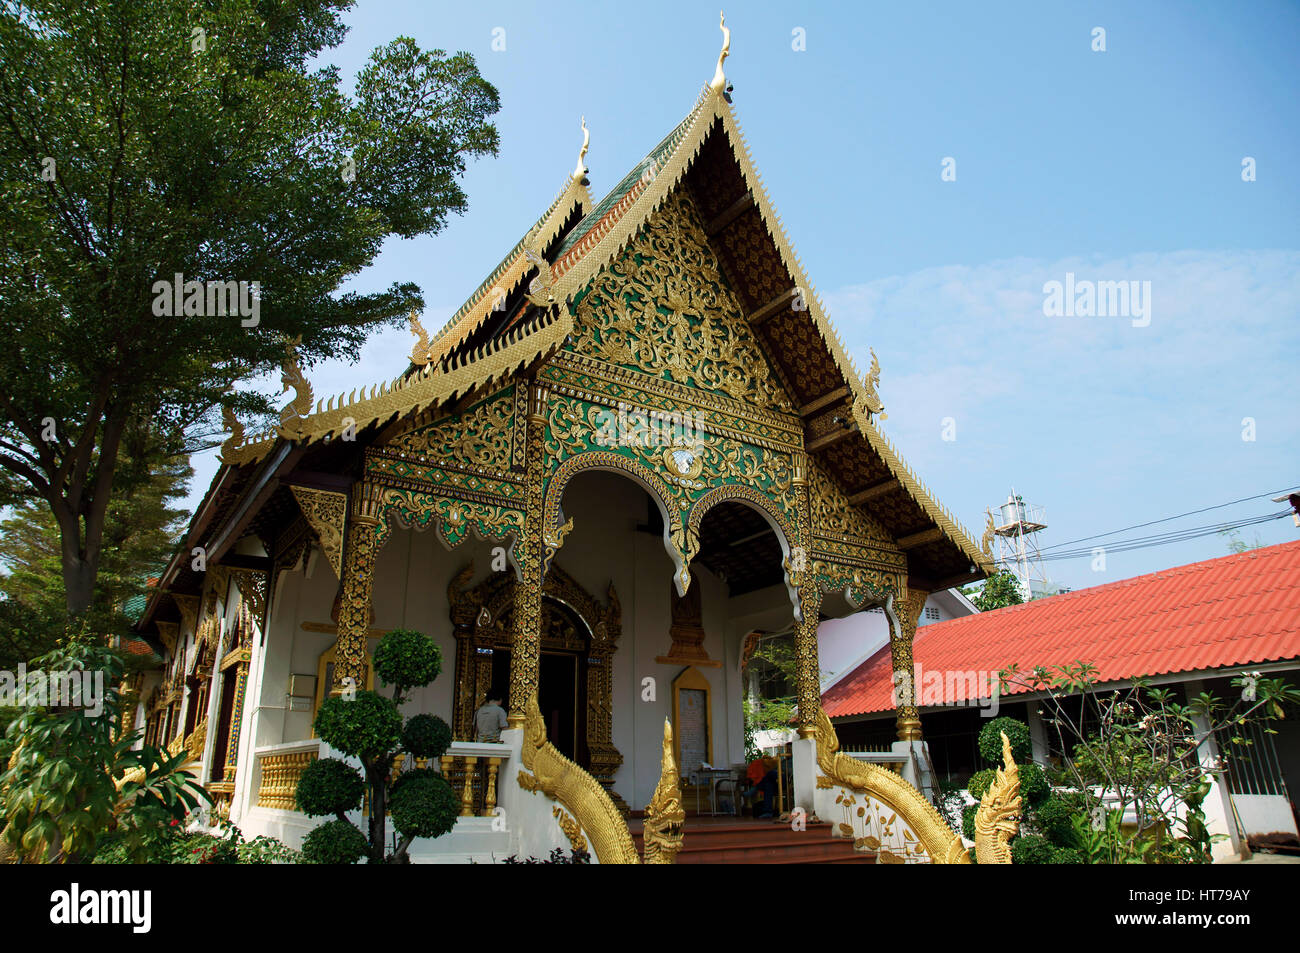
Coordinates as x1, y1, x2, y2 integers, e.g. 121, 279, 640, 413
818, 589, 979, 694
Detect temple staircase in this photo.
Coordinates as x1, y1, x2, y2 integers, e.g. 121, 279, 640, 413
630, 816, 876, 864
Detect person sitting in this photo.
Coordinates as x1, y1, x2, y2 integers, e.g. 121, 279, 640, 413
744, 755, 779, 818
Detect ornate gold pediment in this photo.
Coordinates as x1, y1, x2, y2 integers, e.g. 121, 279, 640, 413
568, 190, 794, 415
290, 486, 347, 578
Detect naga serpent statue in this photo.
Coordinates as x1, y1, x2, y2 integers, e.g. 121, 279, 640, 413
518, 693, 641, 863
814, 708, 970, 863
518, 694, 685, 864
642, 719, 686, 864
973, 731, 1022, 865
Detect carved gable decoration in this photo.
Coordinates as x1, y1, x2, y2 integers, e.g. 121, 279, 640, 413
568, 189, 794, 415
808, 457, 894, 548
290, 487, 346, 579
385, 388, 516, 474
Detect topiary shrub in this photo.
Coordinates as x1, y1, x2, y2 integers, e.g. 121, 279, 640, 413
1010, 833, 1054, 865
1018, 761, 1050, 806
297, 627, 457, 864
962, 803, 978, 841
390, 775, 459, 844
391, 766, 441, 795
403, 713, 452, 760
966, 769, 996, 801
296, 757, 365, 818
314, 690, 403, 762
1049, 847, 1086, 864
978, 716, 1032, 765
373, 628, 442, 692
302, 818, 368, 865
1032, 795, 1077, 848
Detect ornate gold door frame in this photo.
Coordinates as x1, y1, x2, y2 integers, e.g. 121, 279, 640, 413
448, 561, 625, 810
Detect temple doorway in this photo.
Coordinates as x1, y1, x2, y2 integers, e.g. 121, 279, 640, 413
486, 599, 590, 767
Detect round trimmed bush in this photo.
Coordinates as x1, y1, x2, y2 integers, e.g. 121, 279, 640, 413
296, 757, 364, 817
302, 819, 368, 865
1032, 795, 1076, 847
313, 690, 402, 761
1049, 847, 1086, 864
403, 713, 452, 760
1019, 761, 1050, 806
373, 628, 442, 691
390, 766, 439, 795
961, 803, 978, 841
389, 774, 459, 841
1010, 833, 1054, 865
966, 769, 996, 801
978, 716, 1032, 765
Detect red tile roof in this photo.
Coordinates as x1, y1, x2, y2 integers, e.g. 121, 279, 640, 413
822, 540, 1300, 718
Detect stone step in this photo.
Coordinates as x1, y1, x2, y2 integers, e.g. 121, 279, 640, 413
631, 820, 875, 864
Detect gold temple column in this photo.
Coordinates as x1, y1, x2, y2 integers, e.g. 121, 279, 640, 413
332, 482, 384, 694
791, 451, 824, 740
794, 584, 823, 739
891, 588, 928, 741
507, 381, 548, 729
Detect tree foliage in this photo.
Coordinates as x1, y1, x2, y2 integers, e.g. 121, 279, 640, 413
0, 447, 190, 667
964, 572, 1025, 612
0, 0, 500, 621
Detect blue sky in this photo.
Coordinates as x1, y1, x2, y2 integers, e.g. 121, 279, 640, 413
192, 0, 1300, 592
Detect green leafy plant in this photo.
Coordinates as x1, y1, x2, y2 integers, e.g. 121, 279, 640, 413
1010, 833, 1053, 865
298, 628, 455, 864
1030, 795, 1078, 849
963, 572, 1025, 612
961, 803, 978, 841
501, 848, 591, 864
966, 769, 996, 801
303, 819, 369, 865
1, 641, 208, 863
1000, 661, 1300, 864
978, 716, 1032, 764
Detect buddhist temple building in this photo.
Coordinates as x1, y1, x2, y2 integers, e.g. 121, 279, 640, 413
132, 17, 995, 863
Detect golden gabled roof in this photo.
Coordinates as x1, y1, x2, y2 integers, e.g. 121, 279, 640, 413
419, 170, 590, 367
219, 34, 991, 582
220, 166, 589, 466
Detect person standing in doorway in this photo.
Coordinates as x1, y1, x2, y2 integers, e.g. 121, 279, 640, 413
475, 690, 509, 743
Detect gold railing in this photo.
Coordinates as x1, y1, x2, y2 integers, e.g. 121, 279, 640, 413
255, 742, 320, 810
391, 743, 508, 817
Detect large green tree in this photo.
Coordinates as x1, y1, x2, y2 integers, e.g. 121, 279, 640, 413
0, 440, 191, 668
0, 0, 500, 620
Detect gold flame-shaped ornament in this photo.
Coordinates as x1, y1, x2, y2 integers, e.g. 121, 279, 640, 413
709, 12, 730, 94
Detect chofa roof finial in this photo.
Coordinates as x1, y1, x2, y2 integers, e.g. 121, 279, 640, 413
710, 11, 730, 96
572, 115, 590, 182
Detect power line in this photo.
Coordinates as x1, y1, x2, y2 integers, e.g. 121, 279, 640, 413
1038, 510, 1290, 562
1041, 511, 1284, 560
1038, 487, 1299, 553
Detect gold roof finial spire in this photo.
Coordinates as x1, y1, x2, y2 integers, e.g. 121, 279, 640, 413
709, 11, 730, 95
572, 115, 590, 181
